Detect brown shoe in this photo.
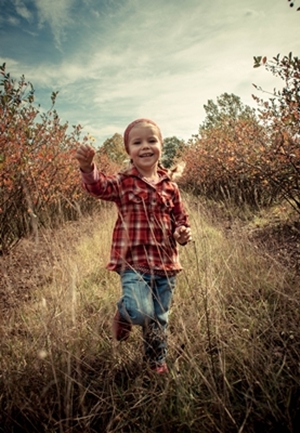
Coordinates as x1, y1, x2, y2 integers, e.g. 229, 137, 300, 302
112, 310, 132, 341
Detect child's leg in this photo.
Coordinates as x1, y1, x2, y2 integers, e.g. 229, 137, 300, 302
117, 270, 155, 326
143, 275, 176, 367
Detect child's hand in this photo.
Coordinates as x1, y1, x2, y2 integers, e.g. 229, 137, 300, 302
75, 144, 96, 173
173, 226, 192, 245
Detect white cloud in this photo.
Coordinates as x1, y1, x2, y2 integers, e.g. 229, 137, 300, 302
0, 57, 19, 70
14, 0, 33, 21
34, 0, 75, 47
2, 0, 300, 146
7, 15, 20, 26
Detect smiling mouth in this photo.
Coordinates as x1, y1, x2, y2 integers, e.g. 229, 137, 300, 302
140, 153, 153, 157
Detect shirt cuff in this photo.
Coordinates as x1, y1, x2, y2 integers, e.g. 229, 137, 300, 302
80, 163, 99, 184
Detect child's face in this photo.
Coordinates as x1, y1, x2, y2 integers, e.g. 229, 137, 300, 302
127, 122, 162, 172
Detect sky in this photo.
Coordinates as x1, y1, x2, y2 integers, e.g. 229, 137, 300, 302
1, 0, 300, 147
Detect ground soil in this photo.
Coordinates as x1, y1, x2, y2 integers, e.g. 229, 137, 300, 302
248, 219, 300, 277
0, 218, 95, 315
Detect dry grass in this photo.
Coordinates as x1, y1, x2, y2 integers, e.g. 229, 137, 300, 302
0, 198, 300, 432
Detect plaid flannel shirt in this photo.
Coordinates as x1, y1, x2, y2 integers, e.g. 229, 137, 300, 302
81, 165, 190, 275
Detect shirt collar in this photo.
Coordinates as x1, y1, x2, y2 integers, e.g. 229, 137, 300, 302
121, 165, 170, 181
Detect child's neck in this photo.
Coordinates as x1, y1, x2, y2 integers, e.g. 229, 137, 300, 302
137, 165, 159, 181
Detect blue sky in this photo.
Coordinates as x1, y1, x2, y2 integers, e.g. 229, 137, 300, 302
1, 0, 300, 146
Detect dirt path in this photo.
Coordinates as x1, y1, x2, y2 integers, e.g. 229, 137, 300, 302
1, 210, 299, 314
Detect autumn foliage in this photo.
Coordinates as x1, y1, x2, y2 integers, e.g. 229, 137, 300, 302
180, 97, 269, 205
180, 55, 300, 211
1, 53, 299, 253
0, 64, 118, 253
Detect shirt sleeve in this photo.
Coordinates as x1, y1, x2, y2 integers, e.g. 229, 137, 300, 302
171, 183, 190, 229
80, 163, 121, 202
80, 163, 99, 184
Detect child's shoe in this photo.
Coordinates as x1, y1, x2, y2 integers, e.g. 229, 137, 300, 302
151, 362, 169, 375
112, 310, 132, 341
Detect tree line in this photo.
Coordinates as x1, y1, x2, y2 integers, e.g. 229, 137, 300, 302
1, 52, 299, 253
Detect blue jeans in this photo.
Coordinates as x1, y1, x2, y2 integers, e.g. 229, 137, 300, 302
117, 270, 176, 365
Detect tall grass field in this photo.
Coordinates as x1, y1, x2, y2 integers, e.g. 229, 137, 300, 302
0, 196, 300, 433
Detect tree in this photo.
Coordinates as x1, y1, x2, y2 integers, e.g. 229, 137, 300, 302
252, 53, 300, 211
99, 133, 127, 164
200, 93, 257, 134
161, 136, 185, 168
0, 64, 98, 252
253, 53, 300, 137
179, 92, 272, 206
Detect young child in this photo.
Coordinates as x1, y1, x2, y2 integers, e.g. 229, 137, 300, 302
75, 119, 191, 374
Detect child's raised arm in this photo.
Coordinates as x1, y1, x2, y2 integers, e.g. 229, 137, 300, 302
75, 144, 95, 173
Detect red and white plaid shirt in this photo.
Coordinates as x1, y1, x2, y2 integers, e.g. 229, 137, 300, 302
81, 165, 190, 275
